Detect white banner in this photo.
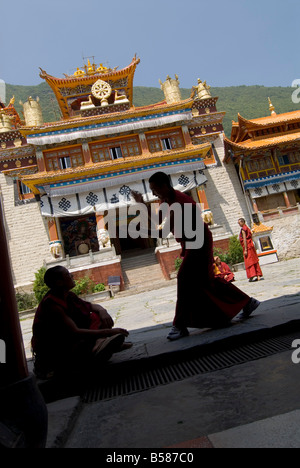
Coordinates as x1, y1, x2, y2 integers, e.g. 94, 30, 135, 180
267, 183, 286, 195
40, 171, 207, 217
249, 186, 269, 199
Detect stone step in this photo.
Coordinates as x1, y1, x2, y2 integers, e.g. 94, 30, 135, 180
121, 253, 158, 270
121, 251, 164, 286
123, 264, 164, 285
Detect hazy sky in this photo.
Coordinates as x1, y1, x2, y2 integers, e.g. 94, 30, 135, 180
1, 0, 299, 89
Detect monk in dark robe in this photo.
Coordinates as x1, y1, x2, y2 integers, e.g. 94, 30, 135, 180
132, 172, 260, 340
32, 266, 131, 379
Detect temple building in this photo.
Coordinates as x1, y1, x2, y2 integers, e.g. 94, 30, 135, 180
224, 98, 300, 259
0, 56, 249, 291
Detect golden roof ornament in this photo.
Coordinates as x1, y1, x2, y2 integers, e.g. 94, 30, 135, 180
268, 97, 277, 116
159, 74, 181, 104
192, 79, 212, 100
72, 60, 117, 77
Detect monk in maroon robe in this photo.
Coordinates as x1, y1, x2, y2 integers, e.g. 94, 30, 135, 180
214, 256, 235, 282
238, 218, 263, 282
132, 172, 260, 340
32, 266, 130, 378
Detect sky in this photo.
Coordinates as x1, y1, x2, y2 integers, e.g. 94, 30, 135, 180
1, 0, 300, 90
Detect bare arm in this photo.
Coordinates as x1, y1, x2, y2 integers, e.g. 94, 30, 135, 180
90, 303, 114, 328
57, 307, 128, 338
242, 230, 248, 257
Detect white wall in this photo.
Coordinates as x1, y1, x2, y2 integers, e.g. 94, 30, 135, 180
0, 174, 52, 289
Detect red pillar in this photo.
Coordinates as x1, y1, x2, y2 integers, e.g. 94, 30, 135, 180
283, 191, 291, 208
0, 198, 28, 383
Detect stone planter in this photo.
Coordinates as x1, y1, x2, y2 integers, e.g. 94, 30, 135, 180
232, 262, 245, 272
84, 289, 112, 302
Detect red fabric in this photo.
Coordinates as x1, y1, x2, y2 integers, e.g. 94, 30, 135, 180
215, 261, 235, 282
239, 225, 263, 279
170, 191, 250, 329
89, 311, 102, 330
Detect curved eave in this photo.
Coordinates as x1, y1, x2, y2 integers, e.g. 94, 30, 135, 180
238, 111, 300, 130
19, 143, 211, 194
224, 131, 300, 158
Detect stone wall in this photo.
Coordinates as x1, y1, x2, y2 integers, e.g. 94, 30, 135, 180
71, 260, 125, 290
205, 134, 251, 236
0, 174, 51, 290
263, 212, 300, 259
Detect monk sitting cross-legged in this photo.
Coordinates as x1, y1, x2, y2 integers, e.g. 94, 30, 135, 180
31, 266, 132, 379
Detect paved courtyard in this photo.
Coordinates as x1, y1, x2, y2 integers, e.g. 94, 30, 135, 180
20, 257, 300, 360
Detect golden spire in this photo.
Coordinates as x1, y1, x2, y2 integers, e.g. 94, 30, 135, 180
268, 97, 276, 116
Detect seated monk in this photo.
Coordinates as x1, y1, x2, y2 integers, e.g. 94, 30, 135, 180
31, 266, 132, 379
214, 256, 235, 282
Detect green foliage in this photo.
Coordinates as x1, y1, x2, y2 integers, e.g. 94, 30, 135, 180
174, 256, 183, 271
227, 235, 244, 265
71, 276, 95, 296
71, 276, 106, 296
33, 266, 49, 303
16, 290, 38, 312
93, 283, 106, 292
6, 82, 61, 123
213, 235, 244, 266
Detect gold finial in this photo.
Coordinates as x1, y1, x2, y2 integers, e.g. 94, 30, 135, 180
74, 67, 85, 77
268, 97, 276, 115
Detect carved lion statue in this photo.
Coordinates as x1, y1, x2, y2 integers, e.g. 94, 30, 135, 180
201, 210, 214, 225
97, 229, 111, 249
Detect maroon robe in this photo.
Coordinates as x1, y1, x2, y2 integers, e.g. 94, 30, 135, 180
32, 291, 102, 376
170, 191, 250, 329
239, 224, 263, 279
215, 261, 235, 283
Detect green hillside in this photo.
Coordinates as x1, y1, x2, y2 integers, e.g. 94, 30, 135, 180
5, 82, 300, 137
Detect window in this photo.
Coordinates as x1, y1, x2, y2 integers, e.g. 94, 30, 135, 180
278, 155, 290, 166
247, 156, 274, 173
90, 137, 141, 163
161, 138, 172, 150
17, 180, 34, 201
110, 146, 123, 159
59, 156, 71, 169
45, 146, 84, 171
146, 129, 184, 153
19, 181, 31, 195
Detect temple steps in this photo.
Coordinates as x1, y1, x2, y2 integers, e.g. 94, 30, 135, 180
121, 249, 165, 291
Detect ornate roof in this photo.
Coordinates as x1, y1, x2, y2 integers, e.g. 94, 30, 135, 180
0, 96, 23, 128
251, 222, 273, 234
224, 131, 300, 152
224, 101, 300, 160
236, 110, 300, 130
39, 55, 140, 119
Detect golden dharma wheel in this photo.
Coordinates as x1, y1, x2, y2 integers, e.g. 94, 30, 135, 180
91, 79, 112, 101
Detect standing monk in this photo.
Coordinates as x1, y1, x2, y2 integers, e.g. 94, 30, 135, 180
132, 172, 260, 340
238, 218, 263, 282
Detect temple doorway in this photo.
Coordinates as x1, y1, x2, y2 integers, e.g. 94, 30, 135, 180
59, 214, 98, 257
112, 235, 156, 256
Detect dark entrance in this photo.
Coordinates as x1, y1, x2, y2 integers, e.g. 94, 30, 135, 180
59, 214, 98, 257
